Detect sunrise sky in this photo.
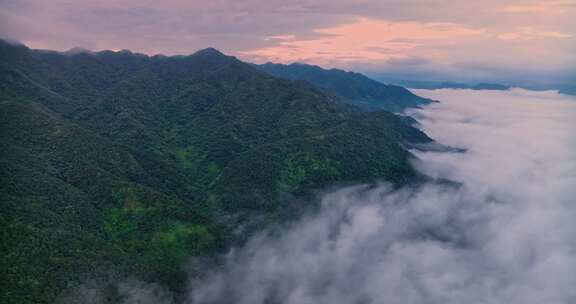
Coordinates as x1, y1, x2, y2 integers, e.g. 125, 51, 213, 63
1, 0, 575, 86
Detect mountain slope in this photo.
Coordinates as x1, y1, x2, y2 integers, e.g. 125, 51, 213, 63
0, 40, 431, 304
258, 62, 433, 112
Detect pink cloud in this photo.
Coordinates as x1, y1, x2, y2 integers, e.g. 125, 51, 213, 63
239, 18, 488, 65
497, 1, 574, 15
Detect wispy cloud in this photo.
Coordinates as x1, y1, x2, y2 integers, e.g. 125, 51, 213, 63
240, 18, 489, 65
497, 0, 575, 15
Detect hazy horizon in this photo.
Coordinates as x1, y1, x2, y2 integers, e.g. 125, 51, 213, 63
2, 38, 573, 91
1, 0, 574, 87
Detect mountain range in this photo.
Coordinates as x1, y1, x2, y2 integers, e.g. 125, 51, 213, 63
371, 76, 512, 91
258, 62, 433, 112
0, 40, 432, 304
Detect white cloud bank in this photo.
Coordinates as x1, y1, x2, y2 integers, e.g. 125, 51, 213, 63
119, 89, 576, 303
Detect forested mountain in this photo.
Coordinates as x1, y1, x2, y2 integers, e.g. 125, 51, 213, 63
258, 62, 433, 112
0, 39, 431, 303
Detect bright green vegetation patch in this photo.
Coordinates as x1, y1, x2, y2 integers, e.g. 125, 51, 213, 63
278, 152, 340, 193
175, 146, 202, 172
152, 223, 215, 262
175, 146, 222, 188
100, 185, 221, 287
104, 207, 215, 273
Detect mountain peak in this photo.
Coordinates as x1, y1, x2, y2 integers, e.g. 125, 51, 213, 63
0, 37, 26, 48
193, 47, 226, 57
0, 38, 30, 61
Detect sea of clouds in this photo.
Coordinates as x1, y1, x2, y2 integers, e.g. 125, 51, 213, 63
124, 89, 576, 304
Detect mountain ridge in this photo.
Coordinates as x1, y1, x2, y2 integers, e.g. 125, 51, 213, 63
257, 61, 434, 112
0, 39, 433, 304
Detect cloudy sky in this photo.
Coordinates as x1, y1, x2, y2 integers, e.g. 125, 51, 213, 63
1, 0, 575, 85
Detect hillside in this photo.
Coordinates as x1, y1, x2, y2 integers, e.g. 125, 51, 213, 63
0, 40, 431, 303
258, 62, 433, 112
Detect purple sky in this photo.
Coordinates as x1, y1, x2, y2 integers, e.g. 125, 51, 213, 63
1, 0, 575, 85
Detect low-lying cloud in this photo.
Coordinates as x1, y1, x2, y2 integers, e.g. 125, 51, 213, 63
180, 89, 576, 304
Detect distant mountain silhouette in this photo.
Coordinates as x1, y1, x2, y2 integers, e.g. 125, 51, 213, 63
372, 76, 511, 91
258, 62, 433, 112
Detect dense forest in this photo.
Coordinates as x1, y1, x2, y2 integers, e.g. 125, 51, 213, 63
258, 62, 433, 112
0, 39, 432, 303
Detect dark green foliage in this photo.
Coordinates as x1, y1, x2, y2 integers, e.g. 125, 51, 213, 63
258, 62, 433, 112
0, 39, 431, 303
